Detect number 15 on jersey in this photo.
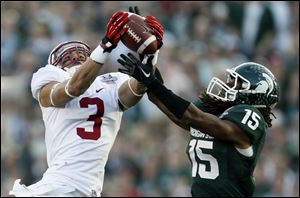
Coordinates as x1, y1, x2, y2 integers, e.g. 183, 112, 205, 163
188, 139, 219, 180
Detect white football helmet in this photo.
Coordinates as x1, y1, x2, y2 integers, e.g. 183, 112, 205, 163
48, 40, 91, 75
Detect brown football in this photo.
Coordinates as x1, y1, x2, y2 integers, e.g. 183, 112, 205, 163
121, 13, 157, 54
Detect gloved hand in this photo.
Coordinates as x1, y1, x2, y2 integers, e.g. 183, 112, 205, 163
145, 15, 164, 49
153, 67, 164, 84
117, 53, 156, 86
101, 11, 129, 53
128, 6, 140, 15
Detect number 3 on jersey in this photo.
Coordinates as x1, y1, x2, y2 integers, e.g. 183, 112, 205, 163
188, 139, 219, 179
77, 97, 104, 140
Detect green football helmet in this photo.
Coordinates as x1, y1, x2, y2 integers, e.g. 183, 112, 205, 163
206, 62, 279, 108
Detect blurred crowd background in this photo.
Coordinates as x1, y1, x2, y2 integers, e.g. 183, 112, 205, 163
1, 1, 299, 197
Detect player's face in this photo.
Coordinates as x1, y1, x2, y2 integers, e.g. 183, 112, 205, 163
214, 74, 242, 98
61, 49, 87, 69
226, 74, 242, 90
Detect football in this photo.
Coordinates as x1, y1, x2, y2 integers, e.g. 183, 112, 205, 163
121, 13, 158, 54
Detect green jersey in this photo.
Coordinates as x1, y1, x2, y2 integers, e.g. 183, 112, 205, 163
186, 101, 266, 197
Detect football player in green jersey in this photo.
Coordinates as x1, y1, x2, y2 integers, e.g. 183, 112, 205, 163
117, 52, 279, 196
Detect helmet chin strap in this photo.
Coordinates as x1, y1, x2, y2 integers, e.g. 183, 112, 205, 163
64, 64, 81, 76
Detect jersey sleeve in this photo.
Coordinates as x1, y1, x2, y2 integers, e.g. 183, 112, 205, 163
31, 65, 69, 101
220, 105, 266, 144
115, 72, 130, 90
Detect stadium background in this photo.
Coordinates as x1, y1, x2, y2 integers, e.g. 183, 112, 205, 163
1, 1, 298, 197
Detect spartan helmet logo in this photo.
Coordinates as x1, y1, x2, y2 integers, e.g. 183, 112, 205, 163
255, 73, 274, 96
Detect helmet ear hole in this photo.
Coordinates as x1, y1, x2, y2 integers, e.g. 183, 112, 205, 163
241, 82, 248, 89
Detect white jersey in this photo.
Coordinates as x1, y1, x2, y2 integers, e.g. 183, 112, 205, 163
30, 65, 129, 196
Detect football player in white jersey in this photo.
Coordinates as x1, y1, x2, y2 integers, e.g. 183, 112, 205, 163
9, 10, 161, 197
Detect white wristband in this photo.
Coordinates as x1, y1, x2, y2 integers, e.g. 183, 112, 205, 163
65, 79, 76, 98
128, 78, 144, 97
90, 45, 108, 64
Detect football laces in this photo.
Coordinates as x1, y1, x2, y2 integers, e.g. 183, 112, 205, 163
127, 28, 141, 43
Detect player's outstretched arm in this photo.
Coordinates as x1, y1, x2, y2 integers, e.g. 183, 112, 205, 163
39, 11, 129, 108
117, 53, 250, 148
147, 91, 190, 130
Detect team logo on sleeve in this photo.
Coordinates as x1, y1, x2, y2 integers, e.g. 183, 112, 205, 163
101, 74, 118, 84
